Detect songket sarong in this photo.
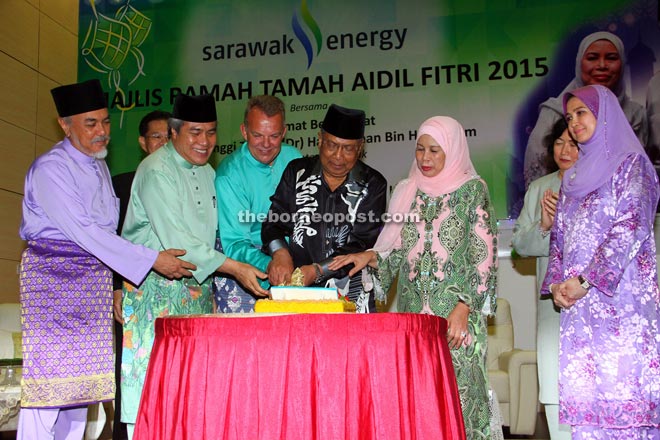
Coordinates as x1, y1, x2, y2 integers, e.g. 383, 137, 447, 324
19, 238, 114, 408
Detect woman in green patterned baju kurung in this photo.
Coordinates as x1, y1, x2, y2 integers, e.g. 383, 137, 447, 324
330, 116, 498, 439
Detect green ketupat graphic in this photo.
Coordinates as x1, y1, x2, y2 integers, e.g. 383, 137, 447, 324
81, 0, 152, 117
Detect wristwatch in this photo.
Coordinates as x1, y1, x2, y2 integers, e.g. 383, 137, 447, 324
577, 275, 591, 290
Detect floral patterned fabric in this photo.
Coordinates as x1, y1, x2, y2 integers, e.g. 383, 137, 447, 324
375, 179, 498, 439
212, 277, 256, 313
572, 425, 660, 439
543, 154, 660, 435
120, 273, 213, 423
212, 238, 257, 313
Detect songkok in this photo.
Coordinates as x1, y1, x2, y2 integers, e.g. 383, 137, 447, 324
563, 86, 599, 119
172, 93, 217, 123
51, 79, 106, 117
321, 104, 366, 140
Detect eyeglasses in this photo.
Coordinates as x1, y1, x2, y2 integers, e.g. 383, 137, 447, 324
321, 138, 361, 155
146, 132, 169, 141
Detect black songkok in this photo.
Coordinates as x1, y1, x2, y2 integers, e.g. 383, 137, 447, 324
172, 93, 217, 123
321, 104, 366, 140
50, 79, 106, 117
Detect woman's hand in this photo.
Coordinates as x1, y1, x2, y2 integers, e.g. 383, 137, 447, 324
551, 278, 587, 310
328, 251, 378, 277
446, 301, 470, 349
540, 189, 558, 232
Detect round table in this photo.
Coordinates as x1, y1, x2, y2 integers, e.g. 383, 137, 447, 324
134, 313, 466, 440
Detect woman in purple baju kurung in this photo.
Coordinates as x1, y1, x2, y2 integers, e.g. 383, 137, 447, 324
542, 84, 660, 439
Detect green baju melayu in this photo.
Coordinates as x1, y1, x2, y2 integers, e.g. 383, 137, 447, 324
120, 143, 225, 425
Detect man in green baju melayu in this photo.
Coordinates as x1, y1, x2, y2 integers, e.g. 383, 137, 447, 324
119, 93, 268, 438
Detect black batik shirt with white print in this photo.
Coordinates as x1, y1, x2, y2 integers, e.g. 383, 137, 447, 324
262, 155, 387, 311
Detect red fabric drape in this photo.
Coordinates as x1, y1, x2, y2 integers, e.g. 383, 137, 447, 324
134, 313, 466, 440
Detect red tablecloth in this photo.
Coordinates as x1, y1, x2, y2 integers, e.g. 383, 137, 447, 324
134, 313, 465, 440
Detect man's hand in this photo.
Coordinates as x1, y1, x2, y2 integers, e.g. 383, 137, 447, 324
267, 249, 294, 286
218, 258, 268, 296
153, 249, 196, 279
113, 289, 124, 324
299, 265, 317, 286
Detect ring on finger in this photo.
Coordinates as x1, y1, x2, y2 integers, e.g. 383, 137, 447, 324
460, 331, 467, 338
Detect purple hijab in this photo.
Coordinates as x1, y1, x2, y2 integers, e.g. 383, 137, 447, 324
561, 84, 646, 197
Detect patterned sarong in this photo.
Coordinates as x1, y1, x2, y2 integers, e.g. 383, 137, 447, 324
19, 238, 114, 408
212, 238, 258, 313
121, 272, 213, 423
212, 276, 258, 313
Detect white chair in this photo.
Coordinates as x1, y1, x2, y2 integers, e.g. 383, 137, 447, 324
487, 298, 539, 435
0, 303, 106, 438
0, 303, 21, 432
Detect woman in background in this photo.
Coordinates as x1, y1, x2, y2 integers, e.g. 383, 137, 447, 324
511, 118, 578, 439
330, 116, 498, 439
523, 31, 647, 187
543, 84, 660, 438
646, 71, 660, 180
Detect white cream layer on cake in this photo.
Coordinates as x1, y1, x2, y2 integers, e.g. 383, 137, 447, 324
256, 286, 355, 313
269, 286, 338, 300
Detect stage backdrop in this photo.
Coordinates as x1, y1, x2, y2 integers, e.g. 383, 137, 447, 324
77, 0, 660, 219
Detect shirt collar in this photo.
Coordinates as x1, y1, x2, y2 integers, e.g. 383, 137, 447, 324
166, 142, 197, 170
310, 156, 368, 186
240, 142, 280, 170
62, 137, 98, 165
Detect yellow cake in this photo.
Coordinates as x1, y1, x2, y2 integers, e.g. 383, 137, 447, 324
259, 286, 356, 313
254, 299, 356, 313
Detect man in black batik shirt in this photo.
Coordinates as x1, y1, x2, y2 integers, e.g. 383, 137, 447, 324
262, 104, 387, 312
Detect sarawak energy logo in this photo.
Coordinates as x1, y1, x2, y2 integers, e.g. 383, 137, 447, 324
291, 0, 322, 69
200, 1, 407, 69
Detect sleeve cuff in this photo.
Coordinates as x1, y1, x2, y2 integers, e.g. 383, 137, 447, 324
318, 257, 345, 282
539, 226, 551, 238
318, 257, 334, 276
266, 239, 288, 256
457, 297, 472, 312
